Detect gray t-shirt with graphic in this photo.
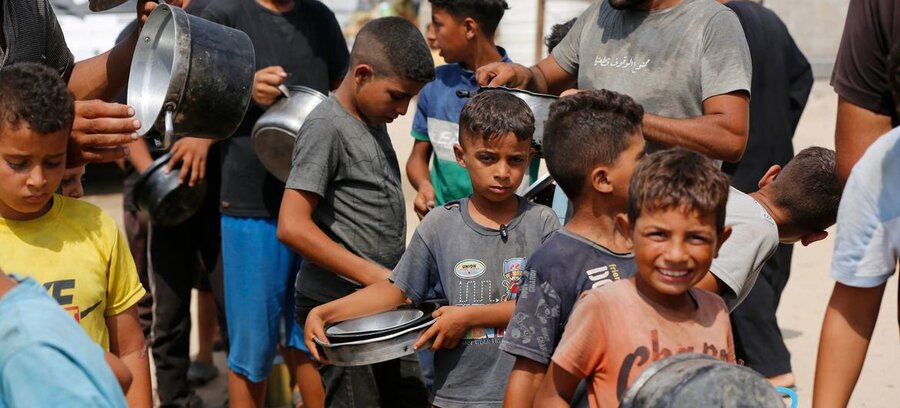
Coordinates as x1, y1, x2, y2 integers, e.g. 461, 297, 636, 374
552, 0, 751, 154
287, 96, 406, 303
390, 197, 560, 408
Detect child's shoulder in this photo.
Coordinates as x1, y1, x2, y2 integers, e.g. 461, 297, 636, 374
57, 196, 117, 227
690, 287, 728, 312
520, 201, 560, 228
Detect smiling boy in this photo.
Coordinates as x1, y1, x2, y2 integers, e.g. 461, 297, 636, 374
536, 148, 735, 408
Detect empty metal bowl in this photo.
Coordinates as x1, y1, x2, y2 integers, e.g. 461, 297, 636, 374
326, 309, 425, 337
252, 86, 327, 182
133, 153, 208, 227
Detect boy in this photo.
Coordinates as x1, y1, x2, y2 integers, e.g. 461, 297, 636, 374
407, 0, 539, 217
536, 148, 735, 408
277, 17, 435, 407
697, 147, 841, 311
0, 63, 150, 407
0, 268, 128, 407
302, 91, 560, 407
501, 89, 645, 407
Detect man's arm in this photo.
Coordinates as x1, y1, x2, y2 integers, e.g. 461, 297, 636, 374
106, 306, 151, 408
276, 189, 391, 286
475, 55, 576, 95
834, 98, 892, 183
407, 140, 436, 218
813, 282, 887, 408
641, 91, 749, 162
503, 357, 550, 408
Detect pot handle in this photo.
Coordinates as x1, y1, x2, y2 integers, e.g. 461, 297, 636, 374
163, 102, 176, 149
277, 84, 292, 100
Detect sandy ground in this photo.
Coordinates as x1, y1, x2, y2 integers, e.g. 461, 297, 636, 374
81, 79, 898, 407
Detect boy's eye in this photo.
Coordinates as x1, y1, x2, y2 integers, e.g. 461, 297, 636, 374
688, 234, 712, 244
477, 154, 496, 163
508, 156, 526, 165
646, 230, 667, 240
6, 160, 26, 170
44, 161, 64, 169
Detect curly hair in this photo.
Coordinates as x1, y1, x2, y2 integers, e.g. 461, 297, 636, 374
543, 89, 643, 200
459, 90, 535, 145
350, 17, 435, 83
430, 0, 509, 37
0, 62, 74, 135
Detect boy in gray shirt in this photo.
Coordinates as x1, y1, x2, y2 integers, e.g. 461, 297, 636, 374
304, 91, 560, 407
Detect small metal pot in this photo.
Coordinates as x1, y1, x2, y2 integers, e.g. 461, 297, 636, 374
128, 4, 255, 147
133, 153, 208, 227
457, 86, 558, 156
252, 86, 328, 182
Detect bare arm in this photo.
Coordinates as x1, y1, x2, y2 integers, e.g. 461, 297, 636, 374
641, 91, 749, 162
276, 189, 391, 286
126, 139, 154, 173
475, 55, 576, 95
503, 358, 549, 408
534, 362, 581, 408
834, 97, 892, 184
413, 300, 515, 351
407, 140, 436, 218
106, 306, 151, 408
813, 282, 887, 408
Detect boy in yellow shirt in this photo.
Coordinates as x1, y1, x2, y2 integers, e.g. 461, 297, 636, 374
0, 63, 150, 408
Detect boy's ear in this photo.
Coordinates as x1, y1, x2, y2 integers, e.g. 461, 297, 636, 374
590, 166, 613, 194
757, 164, 781, 190
453, 143, 466, 168
463, 17, 478, 40
615, 213, 632, 237
352, 64, 374, 87
800, 230, 828, 247
713, 225, 733, 258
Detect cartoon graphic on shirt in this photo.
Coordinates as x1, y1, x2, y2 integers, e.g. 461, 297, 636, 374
501, 257, 526, 301
455, 257, 527, 344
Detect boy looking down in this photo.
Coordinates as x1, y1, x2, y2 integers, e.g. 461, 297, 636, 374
303, 91, 560, 407
0, 63, 150, 407
277, 17, 435, 406
407, 0, 539, 217
502, 89, 645, 407
536, 148, 735, 407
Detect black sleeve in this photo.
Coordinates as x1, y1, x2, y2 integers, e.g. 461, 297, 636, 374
323, 10, 349, 87
784, 23, 814, 136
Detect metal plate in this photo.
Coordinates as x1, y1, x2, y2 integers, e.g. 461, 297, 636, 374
316, 319, 436, 367
326, 309, 424, 337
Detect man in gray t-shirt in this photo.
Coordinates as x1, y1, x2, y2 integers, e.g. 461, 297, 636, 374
476, 0, 752, 164
391, 197, 559, 407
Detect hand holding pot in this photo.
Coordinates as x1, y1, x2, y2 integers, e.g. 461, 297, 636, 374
304, 308, 330, 364
253, 66, 289, 108
414, 305, 470, 351
165, 137, 214, 187
475, 62, 532, 88
69, 100, 140, 168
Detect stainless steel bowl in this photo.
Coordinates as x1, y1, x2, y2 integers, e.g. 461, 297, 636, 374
252, 86, 327, 182
326, 310, 425, 337
316, 319, 435, 367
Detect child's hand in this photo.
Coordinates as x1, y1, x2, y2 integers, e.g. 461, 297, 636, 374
413, 185, 436, 219
304, 308, 330, 364
414, 306, 470, 351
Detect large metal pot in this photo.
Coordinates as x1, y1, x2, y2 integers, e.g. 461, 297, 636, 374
128, 4, 255, 147
133, 153, 208, 227
619, 353, 784, 408
252, 86, 328, 182
457, 86, 558, 157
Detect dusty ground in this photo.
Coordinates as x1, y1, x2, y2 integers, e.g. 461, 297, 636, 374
82, 79, 898, 407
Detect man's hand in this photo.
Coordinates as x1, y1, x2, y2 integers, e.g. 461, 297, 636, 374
69, 100, 140, 168
304, 307, 330, 364
253, 66, 288, 108
413, 183, 436, 219
164, 137, 214, 187
475, 62, 533, 88
414, 306, 471, 351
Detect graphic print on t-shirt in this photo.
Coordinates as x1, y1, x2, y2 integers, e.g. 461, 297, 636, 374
454, 257, 527, 344
43, 278, 103, 323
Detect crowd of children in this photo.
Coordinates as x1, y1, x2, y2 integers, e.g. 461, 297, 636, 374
2, 0, 900, 407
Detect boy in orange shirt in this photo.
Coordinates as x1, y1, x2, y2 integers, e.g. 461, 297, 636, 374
536, 148, 735, 407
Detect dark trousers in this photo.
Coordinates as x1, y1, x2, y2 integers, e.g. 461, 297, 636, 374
149, 194, 226, 407
295, 293, 428, 408
124, 170, 154, 339
730, 243, 794, 377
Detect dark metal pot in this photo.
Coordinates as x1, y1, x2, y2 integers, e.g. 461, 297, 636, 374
133, 153, 208, 227
128, 4, 255, 147
457, 86, 558, 157
252, 86, 328, 182
619, 353, 783, 408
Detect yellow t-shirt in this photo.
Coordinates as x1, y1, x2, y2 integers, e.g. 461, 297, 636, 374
0, 195, 144, 350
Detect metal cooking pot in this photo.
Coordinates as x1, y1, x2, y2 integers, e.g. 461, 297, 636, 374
457, 86, 558, 157
133, 153, 208, 227
619, 353, 784, 408
128, 4, 255, 148
252, 86, 328, 182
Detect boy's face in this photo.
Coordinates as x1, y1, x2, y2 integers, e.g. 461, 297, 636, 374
630, 207, 729, 297
454, 132, 532, 203
61, 165, 86, 198
428, 7, 470, 64
355, 69, 424, 125
0, 125, 68, 220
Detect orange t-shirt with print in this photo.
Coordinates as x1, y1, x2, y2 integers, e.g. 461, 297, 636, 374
551, 278, 734, 408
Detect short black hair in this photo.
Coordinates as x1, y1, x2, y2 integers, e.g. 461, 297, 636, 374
628, 148, 731, 233
430, 0, 509, 37
459, 91, 534, 145
770, 146, 841, 233
543, 89, 643, 200
545, 18, 576, 53
350, 17, 435, 83
0, 62, 74, 135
